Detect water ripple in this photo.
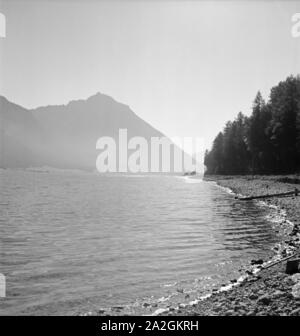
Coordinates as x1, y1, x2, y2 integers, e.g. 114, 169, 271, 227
0, 170, 280, 315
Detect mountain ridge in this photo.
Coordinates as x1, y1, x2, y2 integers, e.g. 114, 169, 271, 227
0, 92, 171, 171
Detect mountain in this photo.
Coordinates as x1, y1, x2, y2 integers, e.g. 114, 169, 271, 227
0, 93, 184, 171
0, 96, 44, 168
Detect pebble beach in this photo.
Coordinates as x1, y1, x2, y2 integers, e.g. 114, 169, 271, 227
166, 175, 300, 316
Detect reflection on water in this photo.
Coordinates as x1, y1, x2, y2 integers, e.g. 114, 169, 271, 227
0, 170, 279, 315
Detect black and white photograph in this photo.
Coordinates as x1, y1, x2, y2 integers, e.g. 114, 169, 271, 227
1, 0, 300, 321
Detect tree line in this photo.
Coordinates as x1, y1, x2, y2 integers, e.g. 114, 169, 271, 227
204, 75, 300, 175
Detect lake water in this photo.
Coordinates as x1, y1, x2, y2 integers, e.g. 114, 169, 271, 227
0, 169, 280, 315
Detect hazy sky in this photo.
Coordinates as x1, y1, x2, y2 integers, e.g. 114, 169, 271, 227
0, 0, 300, 150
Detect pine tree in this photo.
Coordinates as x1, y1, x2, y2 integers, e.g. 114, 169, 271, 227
269, 76, 300, 173
247, 91, 265, 173
204, 75, 300, 175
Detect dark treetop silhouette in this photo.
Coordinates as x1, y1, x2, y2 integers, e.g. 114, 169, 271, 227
204, 75, 300, 175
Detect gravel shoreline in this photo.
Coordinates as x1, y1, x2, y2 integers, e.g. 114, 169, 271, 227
165, 175, 300, 316
82, 175, 300, 317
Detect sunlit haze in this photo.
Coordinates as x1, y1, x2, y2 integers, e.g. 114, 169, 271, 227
0, 0, 299, 151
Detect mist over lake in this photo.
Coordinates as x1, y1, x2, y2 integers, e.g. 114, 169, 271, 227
0, 169, 281, 315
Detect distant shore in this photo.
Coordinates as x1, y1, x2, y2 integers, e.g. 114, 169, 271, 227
165, 175, 300, 316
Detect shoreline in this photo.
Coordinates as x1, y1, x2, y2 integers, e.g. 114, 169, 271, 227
163, 175, 300, 316
80, 174, 300, 317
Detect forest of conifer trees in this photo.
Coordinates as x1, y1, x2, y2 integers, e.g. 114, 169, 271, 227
204, 75, 300, 175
